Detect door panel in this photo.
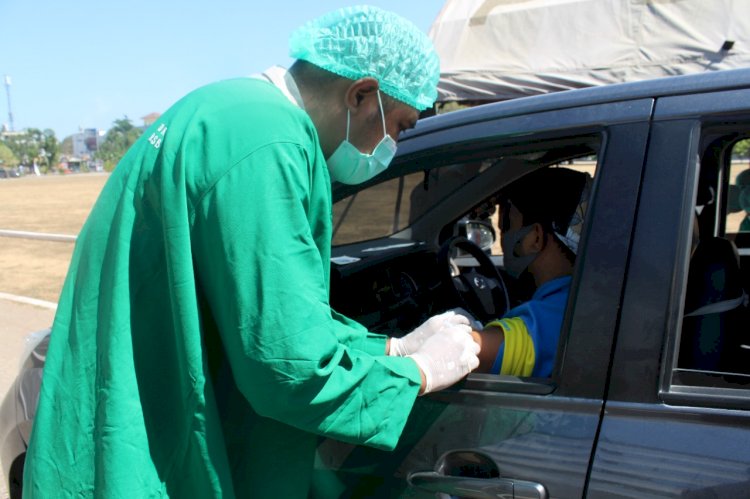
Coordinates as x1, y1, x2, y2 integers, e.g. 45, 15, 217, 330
588, 403, 750, 498
319, 103, 652, 498
593, 93, 750, 496
312, 394, 602, 498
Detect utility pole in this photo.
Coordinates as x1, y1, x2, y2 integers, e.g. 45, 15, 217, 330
4, 75, 14, 132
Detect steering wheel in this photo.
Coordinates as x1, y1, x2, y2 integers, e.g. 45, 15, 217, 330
437, 236, 510, 323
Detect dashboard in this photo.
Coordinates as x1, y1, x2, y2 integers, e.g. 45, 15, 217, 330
329, 240, 446, 335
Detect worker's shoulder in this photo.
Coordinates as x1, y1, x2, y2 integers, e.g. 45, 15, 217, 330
161, 78, 314, 144
184, 77, 299, 113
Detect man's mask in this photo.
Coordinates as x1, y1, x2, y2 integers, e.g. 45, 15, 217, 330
326, 91, 397, 185
501, 224, 539, 278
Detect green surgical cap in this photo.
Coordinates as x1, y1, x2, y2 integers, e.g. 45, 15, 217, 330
289, 5, 440, 111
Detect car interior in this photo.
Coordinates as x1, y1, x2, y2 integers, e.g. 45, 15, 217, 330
329, 140, 600, 380
330, 128, 750, 390
676, 135, 750, 381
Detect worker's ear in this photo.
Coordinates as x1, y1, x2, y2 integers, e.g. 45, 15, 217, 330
344, 77, 380, 113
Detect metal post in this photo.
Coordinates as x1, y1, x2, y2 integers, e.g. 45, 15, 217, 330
4, 75, 14, 132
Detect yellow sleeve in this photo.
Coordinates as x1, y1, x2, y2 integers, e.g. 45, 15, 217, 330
485, 317, 535, 376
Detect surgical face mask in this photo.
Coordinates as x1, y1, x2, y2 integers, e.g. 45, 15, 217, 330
501, 224, 538, 278
327, 91, 397, 185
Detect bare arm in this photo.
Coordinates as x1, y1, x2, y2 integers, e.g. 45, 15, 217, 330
470, 325, 505, 373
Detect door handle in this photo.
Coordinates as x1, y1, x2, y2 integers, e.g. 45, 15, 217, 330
408, 471, 547, 499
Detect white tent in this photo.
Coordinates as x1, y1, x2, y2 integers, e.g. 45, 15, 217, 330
429, 0, 750, 103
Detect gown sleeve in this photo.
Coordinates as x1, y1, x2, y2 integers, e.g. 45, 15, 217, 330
330, 309, 388, 356
191, 141, 421, 450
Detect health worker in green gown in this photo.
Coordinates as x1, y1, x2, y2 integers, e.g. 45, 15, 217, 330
23, 5, 480, 498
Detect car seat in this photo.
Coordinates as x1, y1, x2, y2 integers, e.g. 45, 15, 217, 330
679, 236, 749, 374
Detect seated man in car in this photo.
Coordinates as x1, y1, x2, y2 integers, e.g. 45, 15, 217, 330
471, 167, 592, 377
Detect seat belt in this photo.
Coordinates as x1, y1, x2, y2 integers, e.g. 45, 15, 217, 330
684, 291, 749, 317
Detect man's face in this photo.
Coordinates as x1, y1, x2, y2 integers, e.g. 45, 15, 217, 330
501, 203, 524, 238
347, 95, 419, 154
500, 203, 537, 256
499, 202, 543, 278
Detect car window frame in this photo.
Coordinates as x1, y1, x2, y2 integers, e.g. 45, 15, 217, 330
666, 125, 750, 410
332, 98, 654, 400
604, 86, 750, 410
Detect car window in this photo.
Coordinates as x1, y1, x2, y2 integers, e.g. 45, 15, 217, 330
332, 162, 491, 246
458, 157, 598, 257
725, 138, 750, 238
670, 131, 750, 402
330, 135, 607, 384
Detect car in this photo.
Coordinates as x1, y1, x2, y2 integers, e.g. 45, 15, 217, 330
4, 67, 750, 498
0, 329, 48, 498
0, 167, 21, 179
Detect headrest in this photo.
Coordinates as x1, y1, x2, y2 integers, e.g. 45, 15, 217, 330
685, 236, 744, 314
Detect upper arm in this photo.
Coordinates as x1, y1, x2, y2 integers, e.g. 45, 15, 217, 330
472, 325, 505, 373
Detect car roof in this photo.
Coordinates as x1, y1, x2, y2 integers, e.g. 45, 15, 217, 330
404, 67, 750, 140
332, 68, 750, 201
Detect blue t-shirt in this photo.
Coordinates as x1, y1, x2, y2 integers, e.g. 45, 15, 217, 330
487, 275, 572, 377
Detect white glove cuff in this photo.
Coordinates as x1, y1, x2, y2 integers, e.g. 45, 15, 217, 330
407, 353, 432, 394
388, 336, 405, 356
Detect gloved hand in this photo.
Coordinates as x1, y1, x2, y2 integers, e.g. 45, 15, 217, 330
447, 307, 484, 332
388, 311, 469, 357
408, 323, 480, 394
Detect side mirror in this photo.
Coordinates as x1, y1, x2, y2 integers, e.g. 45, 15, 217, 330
456, 218, 496, 254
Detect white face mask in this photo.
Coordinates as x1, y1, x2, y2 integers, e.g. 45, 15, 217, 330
327, 91, 397, 185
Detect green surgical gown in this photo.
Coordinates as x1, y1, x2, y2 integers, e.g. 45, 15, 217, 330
23, 78, 422, 498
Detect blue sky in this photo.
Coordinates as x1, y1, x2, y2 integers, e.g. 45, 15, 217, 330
0, 1, 445, 140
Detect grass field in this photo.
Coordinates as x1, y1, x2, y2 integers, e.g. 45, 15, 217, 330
1, 162, 747, 304
0, 173, 110, 302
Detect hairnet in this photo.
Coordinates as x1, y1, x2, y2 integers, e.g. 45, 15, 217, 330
289, 5, 440, 111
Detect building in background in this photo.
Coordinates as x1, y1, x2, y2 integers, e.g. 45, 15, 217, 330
70, 128, 105, 171
141, 112, 161, 129
72, 128, 103, 158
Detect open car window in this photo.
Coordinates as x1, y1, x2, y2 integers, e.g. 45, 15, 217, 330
330, 134, 603, 386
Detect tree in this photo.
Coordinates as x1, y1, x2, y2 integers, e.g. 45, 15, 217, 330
40, 129, 59, 170
1, 128, 59, 172
3, 131, 34, 165
733, 138, 750, 160
95, 116, 143, 171
60, 135, 74, 156
0, 141, 18, 168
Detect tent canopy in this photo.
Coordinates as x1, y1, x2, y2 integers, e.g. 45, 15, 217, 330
429, 0, 750, 102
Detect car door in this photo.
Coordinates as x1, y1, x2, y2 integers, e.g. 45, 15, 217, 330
315, 96, 653, 498
588, 85, 750, 497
